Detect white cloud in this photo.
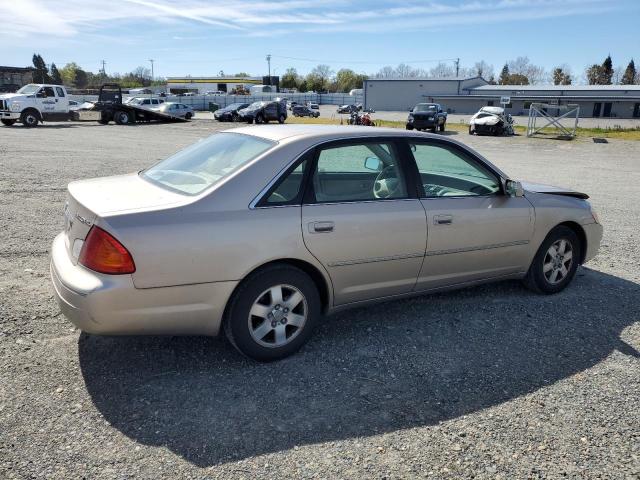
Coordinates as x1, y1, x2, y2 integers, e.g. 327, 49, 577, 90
0, 0, 622, 40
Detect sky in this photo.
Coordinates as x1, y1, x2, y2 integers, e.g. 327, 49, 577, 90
1, 0, 638, 83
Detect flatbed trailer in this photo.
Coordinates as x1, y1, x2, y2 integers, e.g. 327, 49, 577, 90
73, 83, 188, 125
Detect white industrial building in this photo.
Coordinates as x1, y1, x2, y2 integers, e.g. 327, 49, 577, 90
364, 77, 640, 118
166, 76, 279, 94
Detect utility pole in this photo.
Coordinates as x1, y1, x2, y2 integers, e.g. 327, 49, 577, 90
266, 54, 271, 85
149, 59, 155, 82
100, 60, 107, 77
454, 58, 460, 77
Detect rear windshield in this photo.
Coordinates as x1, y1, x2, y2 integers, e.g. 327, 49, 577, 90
414, 104, 437, 112
141, 133, 275, 195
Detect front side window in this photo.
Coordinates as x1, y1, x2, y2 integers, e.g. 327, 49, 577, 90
311, 142, 407, 202
410, 143, 500, 197
42, 87, 55, 97
142, 133, 275, 195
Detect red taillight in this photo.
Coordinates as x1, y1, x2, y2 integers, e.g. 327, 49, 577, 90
78, 226, 136, 274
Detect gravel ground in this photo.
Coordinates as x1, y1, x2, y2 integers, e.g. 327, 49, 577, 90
0, 119, 639, 479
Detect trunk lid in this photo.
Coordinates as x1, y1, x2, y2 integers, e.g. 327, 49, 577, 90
63, 173, 187, 263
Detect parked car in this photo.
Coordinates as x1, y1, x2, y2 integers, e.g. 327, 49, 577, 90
205, 91, 226, 96
337, 104, 359, 114
292, 105, 320, 118
469, 106, 514, 136
152, 102, 194, 119
51, 125, 602, 361
214, 102, 250, 122
307, 102, 319, 110
125, 97, 165, 109
288, 101, 299, 111
237, 100, 287, 124
406, 103, 447, 132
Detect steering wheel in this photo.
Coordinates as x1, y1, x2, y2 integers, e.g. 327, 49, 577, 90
373, 165, 400, 199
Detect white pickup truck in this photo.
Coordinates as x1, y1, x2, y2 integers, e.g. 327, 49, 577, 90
0, 83, 71, 127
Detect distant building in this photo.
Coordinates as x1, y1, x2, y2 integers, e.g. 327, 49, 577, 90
166, 76, 279, 94
0, 66, 35, 92
364, 77, 640, 118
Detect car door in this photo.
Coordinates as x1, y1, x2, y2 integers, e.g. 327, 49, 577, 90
54, 87, 68, 113
407, 140, 534, 290
301, 139, 427, 305
36, 86, 57, 116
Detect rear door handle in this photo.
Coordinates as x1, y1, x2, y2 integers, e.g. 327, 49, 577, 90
434, 214, 453, 225
309, 221, 334, 233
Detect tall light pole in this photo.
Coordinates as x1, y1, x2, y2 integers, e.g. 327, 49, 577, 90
149, 59, 155, 82
266, 54, 271, 85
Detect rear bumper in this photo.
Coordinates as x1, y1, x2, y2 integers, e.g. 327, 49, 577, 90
582, 221, 603, 264
50, 232, 237, 336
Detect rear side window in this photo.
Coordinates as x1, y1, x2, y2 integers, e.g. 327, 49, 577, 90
142, 133, 275, 195
56, 87, 65, 97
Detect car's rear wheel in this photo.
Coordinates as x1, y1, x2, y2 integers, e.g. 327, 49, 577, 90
255, 114, 265, 124
114, 110, 131, 125
523, 225, 581, 294
439, 122, 446, 132
224, 265, 321, 361
185, 112, 192, 120
278, 114, 285, 124
468, 125, 475, 135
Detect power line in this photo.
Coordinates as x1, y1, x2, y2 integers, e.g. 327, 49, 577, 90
271, 55, 459, 65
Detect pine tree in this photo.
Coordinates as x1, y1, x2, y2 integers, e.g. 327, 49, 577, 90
621, 59, 637, 85
601, 55, 613, 84
32, 54, 50, 83
499, 64, 510, 85
50, 63, 63, 85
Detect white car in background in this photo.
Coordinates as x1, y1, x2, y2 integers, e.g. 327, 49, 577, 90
469, 106, 514, 136
125, 97, 165, 109
152, 102, 194, 119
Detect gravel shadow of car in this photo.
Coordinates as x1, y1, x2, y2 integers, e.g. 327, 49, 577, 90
79, 267, 639, 466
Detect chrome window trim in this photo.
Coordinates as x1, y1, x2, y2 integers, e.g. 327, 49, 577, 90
249, 134, 429, 210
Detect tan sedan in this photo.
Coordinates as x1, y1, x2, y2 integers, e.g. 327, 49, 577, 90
51, 125, 603, 361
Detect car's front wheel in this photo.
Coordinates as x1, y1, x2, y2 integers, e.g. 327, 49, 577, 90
224, 265, 321, 361
523, 225, 581, 294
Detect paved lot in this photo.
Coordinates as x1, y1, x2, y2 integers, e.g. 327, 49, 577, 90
1, 120, 639, 479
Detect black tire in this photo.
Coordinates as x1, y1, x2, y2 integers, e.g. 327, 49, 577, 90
255, 114, 265, 124
20, 109, 39, 128
185, 112, 192, 120
523, 225, 582, 294
439, 122, 446, 132
406, 124, 414, 130
468, 125, 474, 135
231, 112, 239, 122
113, 110, 130, 125
247, 118, 254, 124
1, 119, 17, 126
278, 114, 285, 124
224, 265, 321, 361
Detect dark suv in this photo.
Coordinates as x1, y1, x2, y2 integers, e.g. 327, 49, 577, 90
214, 102, 250, 122
406, 103, 447, 132
238, 100, 287, 124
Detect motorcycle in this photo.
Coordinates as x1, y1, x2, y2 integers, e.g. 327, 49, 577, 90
348, 111, 376, 127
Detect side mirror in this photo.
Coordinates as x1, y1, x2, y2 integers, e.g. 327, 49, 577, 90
364, 157, 382, 171
505, 179, 524, 197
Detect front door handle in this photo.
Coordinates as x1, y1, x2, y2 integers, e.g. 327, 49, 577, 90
434, 214, 453, 225
309, 221, 334, 233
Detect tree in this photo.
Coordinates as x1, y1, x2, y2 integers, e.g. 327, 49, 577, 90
60, 63, 81, 86
601, 55, 613, 84
234, 72, 250, 77
621, 59, 636, 85
50, 63, 63, 85
552, 66, 572, 85
280, 67, 300, 90
507, 56, 545, 84
473, 60, 494, 80
375, 66, 396, 78
32, 54, 50, 83
429, 62, 455, 78
334, 68, 366, 92
586, 64, 603, 85
72, 68, 88, 88
499, 64, 510, 85
308, 64, 334, 92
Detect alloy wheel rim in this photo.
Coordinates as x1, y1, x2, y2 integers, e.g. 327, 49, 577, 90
248, 284, 307, 348
543, 238, 573, 285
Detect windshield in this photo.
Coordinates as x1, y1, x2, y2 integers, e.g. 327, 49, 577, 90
414, 104, 437, 112
248, 101, 265, 109
226, 103, 245, 109
141, 133, 275, 195
17, 84, 40, 94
